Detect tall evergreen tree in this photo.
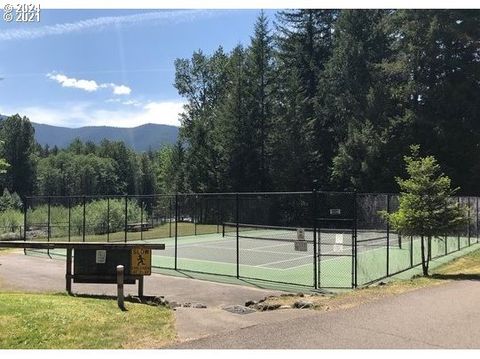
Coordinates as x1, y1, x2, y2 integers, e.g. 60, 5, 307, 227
274, 9, 338, 190
0, 114, 36, 196
244, 11, 276, 190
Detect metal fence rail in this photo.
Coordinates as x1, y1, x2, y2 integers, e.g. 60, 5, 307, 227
18, 192, 480, 289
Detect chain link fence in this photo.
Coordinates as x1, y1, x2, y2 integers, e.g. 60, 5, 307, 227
20, 192, 480, 289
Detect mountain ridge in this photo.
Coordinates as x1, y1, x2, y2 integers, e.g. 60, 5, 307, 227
0, 114, 179, 152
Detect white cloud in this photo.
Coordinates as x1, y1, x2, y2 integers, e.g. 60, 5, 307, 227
112, 85, 131, 95
0, 10, 216, 42
47, 73, 100, 92
47, 73, 131, 96
2, 100, 185, 128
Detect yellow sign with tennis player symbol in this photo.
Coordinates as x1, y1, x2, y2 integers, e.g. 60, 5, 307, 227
131, 247, 152, 275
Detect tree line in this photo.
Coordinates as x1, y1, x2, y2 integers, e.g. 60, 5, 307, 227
0, 114, 181, 198
0, 9, 479, 200
172, 9, 480, 194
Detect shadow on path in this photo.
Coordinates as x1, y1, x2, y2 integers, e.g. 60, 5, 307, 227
431, 273, 480, 281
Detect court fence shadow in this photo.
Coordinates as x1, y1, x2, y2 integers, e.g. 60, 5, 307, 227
430, 273, 480, 281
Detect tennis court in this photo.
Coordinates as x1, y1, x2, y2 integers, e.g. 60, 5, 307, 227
23, 192, 480, 289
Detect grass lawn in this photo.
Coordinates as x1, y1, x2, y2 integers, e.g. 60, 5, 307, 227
0, 293, 175, 349
261, 248, 480, 311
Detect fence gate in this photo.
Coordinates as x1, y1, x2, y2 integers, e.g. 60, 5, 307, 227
315, 192, 356, 289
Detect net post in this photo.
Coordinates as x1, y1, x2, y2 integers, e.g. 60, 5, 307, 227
82, 196, 86, 242
312, 189, 318, 289
353, 191, 358, 288
68, 197, 71, 242
175, 193, 178, 270
386, 194, 390, 277
124, 195, 128, 243
107, 197, 110, 242
236, 192, 239, 279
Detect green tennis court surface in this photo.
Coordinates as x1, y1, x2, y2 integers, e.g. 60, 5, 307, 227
27, 229, 477, 289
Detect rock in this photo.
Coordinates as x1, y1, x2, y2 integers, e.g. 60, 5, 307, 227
245, 300, 257, 307
183, 302, 191, 308
280, 293, 296, 297
279, 305, 291, 310
168, 301, 181, 308
255, 303, 281, 311
296, 293, 305, 297
293, 300, 314, 309
192, 303, 207, 309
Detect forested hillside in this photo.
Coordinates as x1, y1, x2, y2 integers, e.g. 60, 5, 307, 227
0, 117, 179, 152
32, 122, 179, 152
0, 9, 479, 199
172, 9, 480, 194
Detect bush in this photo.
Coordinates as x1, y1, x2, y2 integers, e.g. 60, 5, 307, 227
27, 198, 145, 237
0, 209, 23, 234
0, 189, 23, 211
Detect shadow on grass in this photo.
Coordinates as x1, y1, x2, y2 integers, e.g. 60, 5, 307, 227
65, 293, 170, 310
430, 273, 480, 281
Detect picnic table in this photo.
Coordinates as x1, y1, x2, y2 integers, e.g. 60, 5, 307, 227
126, 222, 152, 232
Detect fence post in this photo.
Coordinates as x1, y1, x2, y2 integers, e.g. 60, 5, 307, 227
353, 191, 358, 288
68, 197, 71, 242
23, 197, 28, 241
312, 190, 318, 289
194, 195, 197, 236
475, 197, 478, 243
445, 234, 448, 256
467, 197, 471, 247
457, 197, 460, 251
124, 195, 128, 243
47, 197, 51, 242
175, 193, 178, 270
410, 236, 413, 267
23, 197, 28, 255
216, 195, 220, 234
140, 197, 144, 241
82, 196, 86, 242
107, 197, 110, 242
169, 196, 172, 238
386, 194, 390, 277
236, 192, 239, 279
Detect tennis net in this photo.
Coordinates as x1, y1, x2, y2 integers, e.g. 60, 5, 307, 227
222, 222, 401, 248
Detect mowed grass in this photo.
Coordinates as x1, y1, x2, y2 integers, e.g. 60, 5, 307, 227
0, 293, 175, 349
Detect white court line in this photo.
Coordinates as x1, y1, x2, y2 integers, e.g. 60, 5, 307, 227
255, 254, 313, 268
186, 243, 312, 257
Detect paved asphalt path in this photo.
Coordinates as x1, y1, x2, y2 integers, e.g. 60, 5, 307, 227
2, 250, 479, 348
174, 280, 480, 349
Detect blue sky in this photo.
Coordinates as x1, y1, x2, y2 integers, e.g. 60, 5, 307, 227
0, 9, 278, 128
